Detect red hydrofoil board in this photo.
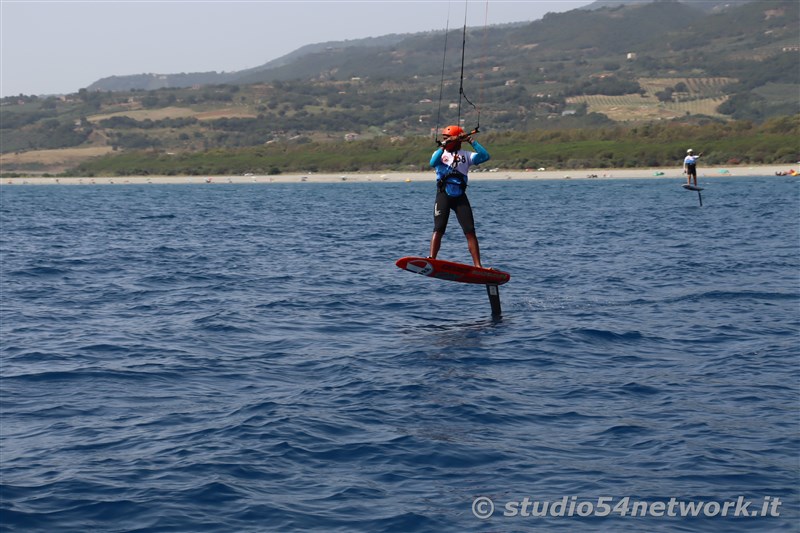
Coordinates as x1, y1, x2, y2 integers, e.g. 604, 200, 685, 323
395, 256, 510, 285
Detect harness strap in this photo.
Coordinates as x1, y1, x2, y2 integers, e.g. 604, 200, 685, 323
439, 171, 467, 194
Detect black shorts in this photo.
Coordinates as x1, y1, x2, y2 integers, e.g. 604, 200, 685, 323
686, 163, 697, 176
433, 190, 476, 235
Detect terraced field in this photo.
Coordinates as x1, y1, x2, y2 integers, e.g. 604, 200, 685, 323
567, 77, 735, 121
87, 105, 258, 123
638, 77, 735, 97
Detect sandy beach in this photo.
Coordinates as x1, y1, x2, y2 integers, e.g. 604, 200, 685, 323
1, 165, 795, 186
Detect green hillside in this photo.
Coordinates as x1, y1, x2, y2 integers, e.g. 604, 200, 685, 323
1, 0, 797, 175
60, 116, 800, 177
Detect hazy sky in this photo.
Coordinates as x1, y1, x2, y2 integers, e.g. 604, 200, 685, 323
1, 0, 593, 97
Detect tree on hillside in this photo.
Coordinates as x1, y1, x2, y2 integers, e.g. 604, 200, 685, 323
655, 88, 674, 103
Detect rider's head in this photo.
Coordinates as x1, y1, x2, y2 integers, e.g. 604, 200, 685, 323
441, 125, 465, 151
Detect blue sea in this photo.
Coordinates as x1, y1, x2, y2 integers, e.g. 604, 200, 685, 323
1, 176, 798, 532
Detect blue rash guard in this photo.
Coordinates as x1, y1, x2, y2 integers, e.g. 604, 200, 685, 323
430, 141, 490, 197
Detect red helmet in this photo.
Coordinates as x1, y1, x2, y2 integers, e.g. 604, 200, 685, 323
442, 125, 464, 137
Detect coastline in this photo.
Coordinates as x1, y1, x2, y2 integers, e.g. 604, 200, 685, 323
1, 164, 795, 186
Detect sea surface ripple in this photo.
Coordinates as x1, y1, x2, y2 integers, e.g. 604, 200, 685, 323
1, 176, 798, 532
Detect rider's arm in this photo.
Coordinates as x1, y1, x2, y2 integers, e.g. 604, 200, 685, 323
430, 148, 444, 168
470, 141, 490, 166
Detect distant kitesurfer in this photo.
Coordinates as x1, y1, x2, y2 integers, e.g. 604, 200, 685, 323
429, 125, 490, 268
683, 148, 703, 187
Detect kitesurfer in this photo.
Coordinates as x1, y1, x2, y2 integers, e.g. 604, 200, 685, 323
683, 148, 703, 186
429, 125, 490, 268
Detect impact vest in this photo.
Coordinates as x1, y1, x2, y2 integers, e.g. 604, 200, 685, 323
435, 150, 473, 197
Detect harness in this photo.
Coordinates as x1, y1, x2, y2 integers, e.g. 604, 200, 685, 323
438, 169, 468, 196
